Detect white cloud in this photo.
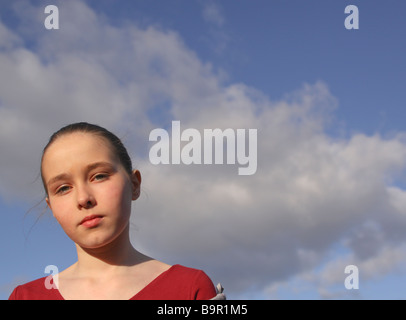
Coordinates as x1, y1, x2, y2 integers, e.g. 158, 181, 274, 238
0, 21, 22, 50
202, 2, 225, 27
200, 1, 230, 54
1, 0, 406, 298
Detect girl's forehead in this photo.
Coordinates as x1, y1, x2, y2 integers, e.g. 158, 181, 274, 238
51, 131, 109, 149
43, 132, 118, 167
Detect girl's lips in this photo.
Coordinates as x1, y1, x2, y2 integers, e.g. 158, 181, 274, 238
80, 215, 103, 228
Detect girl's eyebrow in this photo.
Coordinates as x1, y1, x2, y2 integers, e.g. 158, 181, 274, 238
86, 161, 116, 172
47, 162, 116, 187
47, 173, 71, 188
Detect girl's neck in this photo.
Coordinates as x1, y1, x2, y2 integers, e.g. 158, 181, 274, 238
73, 225, 149, 277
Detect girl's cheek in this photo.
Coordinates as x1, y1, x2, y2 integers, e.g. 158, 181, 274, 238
53, 212, 69, 228
51, 201, 73, 229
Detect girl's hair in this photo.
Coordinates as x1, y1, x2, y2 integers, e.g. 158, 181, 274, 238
41, 122, 133, 194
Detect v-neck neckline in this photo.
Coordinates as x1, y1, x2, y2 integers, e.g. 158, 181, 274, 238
53, 264, 177, 300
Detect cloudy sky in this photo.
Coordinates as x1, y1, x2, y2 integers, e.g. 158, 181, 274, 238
1, 0, 406, 299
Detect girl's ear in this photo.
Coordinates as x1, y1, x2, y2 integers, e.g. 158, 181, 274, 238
131, 170, 142, 200
45, 197, 56, 218
45, 197, 51, 209
45, 197, 58, 220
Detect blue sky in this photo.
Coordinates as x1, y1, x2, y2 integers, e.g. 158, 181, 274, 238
1, 0, 406, 299
86, 0, 406, 136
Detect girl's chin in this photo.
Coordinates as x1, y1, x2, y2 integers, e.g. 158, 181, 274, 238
69, 219, 130, 250
74, 230, 126, 250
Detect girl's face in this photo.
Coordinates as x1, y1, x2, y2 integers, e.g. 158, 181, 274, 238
42, 132, 140, 249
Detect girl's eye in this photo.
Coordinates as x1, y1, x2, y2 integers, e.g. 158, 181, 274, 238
93, 173, 108, 181
56, 185, 70, 194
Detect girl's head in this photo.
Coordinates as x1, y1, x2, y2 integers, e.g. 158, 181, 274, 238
41, 122, 141, 249
41, 122, 133, 194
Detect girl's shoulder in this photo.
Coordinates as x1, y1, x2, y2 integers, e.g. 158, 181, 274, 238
131, 264, 217, 300
8, 276, 63, 300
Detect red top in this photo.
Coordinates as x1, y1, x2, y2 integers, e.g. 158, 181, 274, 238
8, 264, 216, 300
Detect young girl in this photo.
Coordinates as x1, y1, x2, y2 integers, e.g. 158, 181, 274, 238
9, 122, 223, 300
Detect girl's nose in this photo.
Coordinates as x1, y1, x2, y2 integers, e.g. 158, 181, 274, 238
77, 185, 96, 209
